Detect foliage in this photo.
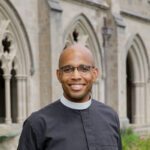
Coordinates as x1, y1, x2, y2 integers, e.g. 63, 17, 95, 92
0, 133, 19, 143
0, 136, 10, 143
121, 128, 150, 150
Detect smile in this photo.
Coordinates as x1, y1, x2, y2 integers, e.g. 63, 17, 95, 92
69, 84, 85, 90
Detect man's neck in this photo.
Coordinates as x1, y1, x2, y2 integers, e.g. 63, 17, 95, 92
60, 96, 92, 110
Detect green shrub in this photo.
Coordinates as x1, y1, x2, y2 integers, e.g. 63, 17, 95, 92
121, 128, 150, 150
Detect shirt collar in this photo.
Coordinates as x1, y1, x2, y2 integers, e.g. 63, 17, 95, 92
60, 96, 92, 110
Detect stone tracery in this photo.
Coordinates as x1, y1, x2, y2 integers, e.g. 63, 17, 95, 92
0, 20, 17, 124
0, 0, 34, 124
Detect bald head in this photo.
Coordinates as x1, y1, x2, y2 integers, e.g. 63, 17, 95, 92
59, 44, 95, 68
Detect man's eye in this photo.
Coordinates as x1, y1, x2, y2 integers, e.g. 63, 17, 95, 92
63, 67, 73, 72
80, 66, 89, 72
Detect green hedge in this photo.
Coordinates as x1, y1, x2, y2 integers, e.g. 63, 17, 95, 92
121, 128, 150, 150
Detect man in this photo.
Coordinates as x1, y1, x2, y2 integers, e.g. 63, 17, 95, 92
17, 44, 122, 150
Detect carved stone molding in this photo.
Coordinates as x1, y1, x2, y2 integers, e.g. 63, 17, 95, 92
1, 52, 16, 75
16, 75, 27, 80
65, 24, 90, 48
3, 74, 11, 80
113, 14, 126, 28
0, 20, 17, 75
69, 0, 109, 9
0, 20, 10, 57
66, 29, 89, 47
47, 0, 62, 12
121, 8, 150, 22
128, 81, 146, 87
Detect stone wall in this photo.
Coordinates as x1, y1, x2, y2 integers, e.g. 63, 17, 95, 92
0, 0, 150, 149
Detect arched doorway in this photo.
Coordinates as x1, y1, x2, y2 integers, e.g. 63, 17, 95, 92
126, 34, 149, 125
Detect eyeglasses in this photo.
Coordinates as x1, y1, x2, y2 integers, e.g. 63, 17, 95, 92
59, 64, 95, 75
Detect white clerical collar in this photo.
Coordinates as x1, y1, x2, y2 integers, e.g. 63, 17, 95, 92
60, 96, 92, 110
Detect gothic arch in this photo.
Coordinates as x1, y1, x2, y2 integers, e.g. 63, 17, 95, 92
0, 0, 34, 75
126, 33, 149, 124
126, 34, 150, 82
0, 0, 34, 124
63, 13, 104, 101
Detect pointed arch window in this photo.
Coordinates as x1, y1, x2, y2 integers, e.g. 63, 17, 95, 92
0, 0, 34, 124
64, 14, 103, 101
126, 34, 150, 124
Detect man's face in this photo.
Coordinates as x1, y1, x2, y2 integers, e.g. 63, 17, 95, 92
57, 48, 98, 102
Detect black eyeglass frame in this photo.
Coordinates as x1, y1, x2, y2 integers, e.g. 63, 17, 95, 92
59, 64, 95, 74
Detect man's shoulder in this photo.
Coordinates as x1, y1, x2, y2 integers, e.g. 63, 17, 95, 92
91, 100, 120, 125
25, 100, 61, 126
33, 99, 60, 114
92, 99, 118, 116
38, 99, 61, 113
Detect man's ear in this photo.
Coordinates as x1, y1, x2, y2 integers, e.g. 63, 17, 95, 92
92, 68, 98, 82
56, 69, 61, 83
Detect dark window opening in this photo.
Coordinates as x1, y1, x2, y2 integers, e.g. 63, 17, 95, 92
2, 36, 11, 53
0, 61, 5, 123
126, 55, 133, 124
11, 67, 17, 123
72, 30, 79, 42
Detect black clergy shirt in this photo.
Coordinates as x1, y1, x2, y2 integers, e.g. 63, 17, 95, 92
17, 99, 122, 150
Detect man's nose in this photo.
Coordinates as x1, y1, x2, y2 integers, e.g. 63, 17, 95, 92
71, 68, 81, 79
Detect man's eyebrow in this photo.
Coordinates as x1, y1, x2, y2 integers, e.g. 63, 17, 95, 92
59, 65, 72, 69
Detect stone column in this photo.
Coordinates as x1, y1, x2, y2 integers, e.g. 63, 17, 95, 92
47, 0, 63, 101
16, 75, 27, 123
22, 76, 27, 120
112, 14, 129, 128
146, 81, 150, 124
133, 82, 145, 125
132, 85, 138, 124
16, 75, 23, 123
140, 84, 145, 124
3, 74, 12, 124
